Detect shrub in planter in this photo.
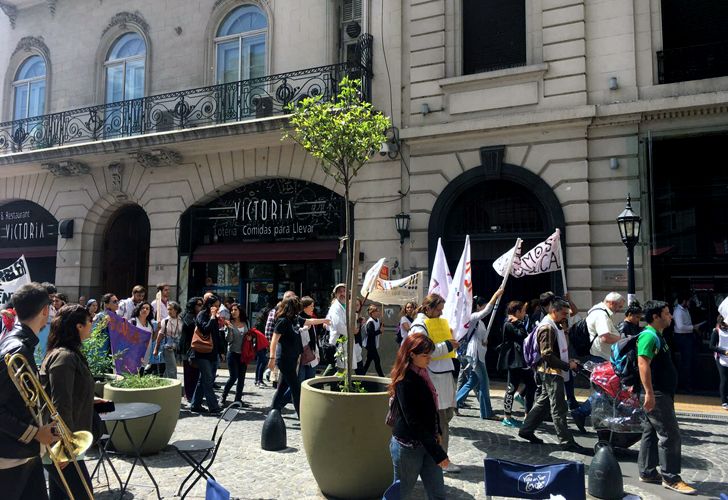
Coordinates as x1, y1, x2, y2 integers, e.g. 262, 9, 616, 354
104, 374, 181, 455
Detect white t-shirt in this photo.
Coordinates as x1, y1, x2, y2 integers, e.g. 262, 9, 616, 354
587, 303, 620, 360
399, 316, 412, 338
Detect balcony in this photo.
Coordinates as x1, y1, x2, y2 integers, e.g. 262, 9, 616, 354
657, 40, 728, 84
0, 59, 371, 156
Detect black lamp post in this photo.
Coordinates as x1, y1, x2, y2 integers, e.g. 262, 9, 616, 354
394, 212, 410, 245
616, 194, 642, 305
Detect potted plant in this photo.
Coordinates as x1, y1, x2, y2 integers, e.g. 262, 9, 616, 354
285, 77, 393, 499
81, 316, 121, 397
103, 374, 181, 455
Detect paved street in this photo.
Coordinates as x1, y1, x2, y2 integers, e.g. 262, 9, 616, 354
93, 371, 728, 500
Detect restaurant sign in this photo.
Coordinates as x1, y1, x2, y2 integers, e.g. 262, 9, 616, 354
198, 179, 345, 243
0, 200, 58, 247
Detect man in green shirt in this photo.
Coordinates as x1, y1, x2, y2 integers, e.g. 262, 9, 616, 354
637, 300, 696, 495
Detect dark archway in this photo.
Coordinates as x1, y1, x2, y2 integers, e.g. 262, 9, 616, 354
102, 205, 150, 298
428, 146, 567, 359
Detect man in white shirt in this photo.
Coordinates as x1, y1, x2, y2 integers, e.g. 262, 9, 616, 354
572, 292, 625, 432
673, 292, 700, 391
118, 285, 146, 320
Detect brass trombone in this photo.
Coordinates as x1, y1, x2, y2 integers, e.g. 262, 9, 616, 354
5, 352, 94, 500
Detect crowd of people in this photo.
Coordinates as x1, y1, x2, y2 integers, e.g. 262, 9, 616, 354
2, 277, 723, 498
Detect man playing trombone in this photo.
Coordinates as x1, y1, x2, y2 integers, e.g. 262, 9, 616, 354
0, 283, 59, 500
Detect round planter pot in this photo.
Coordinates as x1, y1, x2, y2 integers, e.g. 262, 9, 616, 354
301, 375, 392, 499
103, 378, 181, 455
93, 374, 122, 398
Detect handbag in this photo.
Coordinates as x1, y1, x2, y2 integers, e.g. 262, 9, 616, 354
385, 395, 400, 427
240, 335, 256, 364
301, 344, 316, 365
191, 326, 213, 353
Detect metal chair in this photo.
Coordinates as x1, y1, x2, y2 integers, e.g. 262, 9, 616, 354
170, 402, 242, 499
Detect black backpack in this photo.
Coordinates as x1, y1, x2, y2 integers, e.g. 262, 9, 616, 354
610, 331, 657, 393
570, 308, 609, 357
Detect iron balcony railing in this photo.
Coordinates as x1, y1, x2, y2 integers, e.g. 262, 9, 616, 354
0, 58, 372, 155
657, 40, 728, 84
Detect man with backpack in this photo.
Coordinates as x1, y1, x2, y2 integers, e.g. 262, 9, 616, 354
571, 292, 625, 432
518, 297, 589, 454
637, 300, 696, 495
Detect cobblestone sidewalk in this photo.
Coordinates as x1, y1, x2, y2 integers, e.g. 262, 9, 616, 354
92, 374, 728, 499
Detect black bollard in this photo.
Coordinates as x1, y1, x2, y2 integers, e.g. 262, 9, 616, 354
261, 409, 287, 451
588, 441, 624, 499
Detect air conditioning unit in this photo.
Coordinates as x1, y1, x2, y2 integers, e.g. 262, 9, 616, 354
341, 0, 363, 64
155, 110, 176, 132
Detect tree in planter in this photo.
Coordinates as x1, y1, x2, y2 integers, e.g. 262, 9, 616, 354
284, 77, 390, 390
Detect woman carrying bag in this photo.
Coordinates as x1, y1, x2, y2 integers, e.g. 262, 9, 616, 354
498, 300, 536, 427
153, 301, 182, 379
189, 295, 223, 414
222, 303, 249, 405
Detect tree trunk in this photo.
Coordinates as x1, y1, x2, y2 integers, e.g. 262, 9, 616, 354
344, 181, 355, 390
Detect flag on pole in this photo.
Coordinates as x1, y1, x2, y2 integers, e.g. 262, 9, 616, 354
361, 258, 387, 297
493, 230, 562, 278
429, 238, 452, 298
367, 272, 425, 306
443, 235, 473, 341
492, 242, 522, 278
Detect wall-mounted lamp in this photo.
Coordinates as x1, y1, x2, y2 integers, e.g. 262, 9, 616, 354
609, 157, 620, 170
421, 103, 430, 116
380, 126, 400, 160
608, 76, 619, 90
394, 212, 411, 244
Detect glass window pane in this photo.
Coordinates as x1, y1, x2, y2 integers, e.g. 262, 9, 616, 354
28, 80, 45, 118
13, 84, 29, 120
243, 35, 266, 80
218, 5, 267, 36
217, 41, 240, 83
108, 32, 146, 60
125, 59, 145, 99
16, 55, 46, 80
106, 64, 124, 103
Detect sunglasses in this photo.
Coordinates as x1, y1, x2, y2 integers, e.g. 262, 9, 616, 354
111, 300, 119, 304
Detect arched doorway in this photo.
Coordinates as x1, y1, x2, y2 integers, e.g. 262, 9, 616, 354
429, 147, 566, 359
102, 205, 150, 298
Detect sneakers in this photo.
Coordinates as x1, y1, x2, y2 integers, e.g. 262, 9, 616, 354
443, 462, 461, 474
514, 393, 526, 408
722, 402, 728, 410
517, 431, 544, 444
663, 480, 697, 495
571, 411, 587, 434
639, 473, 662, 484
502, 417, 522, 428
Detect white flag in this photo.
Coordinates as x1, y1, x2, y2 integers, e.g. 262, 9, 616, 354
360, 258, 387, 297
492, 242, 522, 277
0, 255, 32, 305
367, 272, 425, 306
719, 296, 728, 322
428, 238, 452, 298
493, 230, 562, 278
443, 236, 473, 341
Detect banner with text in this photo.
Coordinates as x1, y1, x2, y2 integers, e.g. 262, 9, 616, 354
0, 255, 32, 305
493, 230, 562, 278
106, 311, 152, 375
367, 272, 425, 306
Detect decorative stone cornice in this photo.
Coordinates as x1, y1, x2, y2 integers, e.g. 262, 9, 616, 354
108, 162, 123, 191
12, 36, 51, 61
213, 0, 270, 13
0, 2, 17, 28
42, 160, 90, 177
643, 104, 728, 122
130, 149, 182, 169
102, 11, 149, 37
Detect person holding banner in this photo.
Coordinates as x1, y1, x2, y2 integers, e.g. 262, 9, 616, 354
455, 289, 504, 421
409, 294, 461, 473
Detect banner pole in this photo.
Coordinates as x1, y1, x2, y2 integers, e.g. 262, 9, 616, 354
484, 238, 522, 339
556, 228, 568, 295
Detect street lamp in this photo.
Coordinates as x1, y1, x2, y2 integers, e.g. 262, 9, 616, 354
616, 194, 642, 305
394, 212, 410, 244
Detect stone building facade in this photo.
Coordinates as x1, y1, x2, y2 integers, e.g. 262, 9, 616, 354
1, 0, 727, 378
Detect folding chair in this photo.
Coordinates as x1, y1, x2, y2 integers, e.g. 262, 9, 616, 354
382, 479, 401, 500
171, 402, 242, 499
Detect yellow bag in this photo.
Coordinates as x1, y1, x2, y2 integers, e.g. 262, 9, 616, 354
424, 317, 456, 361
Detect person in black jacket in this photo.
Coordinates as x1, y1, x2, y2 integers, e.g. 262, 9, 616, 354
619, 301, 643, 338
709, 315, 728, 409
388, 333, 448, 500
498, 300, 535, 426
180, 297, 203, 403
362, 304, 384, 377
0, 282, 59, 500
190, 295, 223, 414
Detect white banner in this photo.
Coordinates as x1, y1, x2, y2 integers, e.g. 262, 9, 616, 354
0, 255, 32, 305
428, 238, 452, 298
443, 236, 473, 341
367, 272, 425, 306
492, 242, 522, 277
361, 257, 387, 297
493, 230, 562, 278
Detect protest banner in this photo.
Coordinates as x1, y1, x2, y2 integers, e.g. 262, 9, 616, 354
0, 255, 31, 305
366, 272, 425, 306
106, 310, 152, 374
428, 238, 452, 298
443, 235, 473, 341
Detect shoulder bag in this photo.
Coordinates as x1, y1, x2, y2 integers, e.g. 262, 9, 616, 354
191, 326, 213, 353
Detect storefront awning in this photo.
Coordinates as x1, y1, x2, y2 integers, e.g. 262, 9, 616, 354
191, 240, 340, 263
0, 246, 57, 259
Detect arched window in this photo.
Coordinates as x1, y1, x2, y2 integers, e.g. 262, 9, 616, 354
215, 5, 267, 84
105, 32, 146, 103
13, 56, 46, 120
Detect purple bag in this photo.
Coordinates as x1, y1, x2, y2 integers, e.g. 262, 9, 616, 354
523, 324, 542, 368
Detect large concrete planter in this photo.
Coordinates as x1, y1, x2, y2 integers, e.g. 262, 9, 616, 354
103, 378, 181, 455
301, 375, 392, 499
93, 374, 122, 397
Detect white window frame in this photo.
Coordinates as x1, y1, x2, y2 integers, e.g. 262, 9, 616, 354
104, 35, 146, 104
214, 27, 268, 84
12, 57, 46, 120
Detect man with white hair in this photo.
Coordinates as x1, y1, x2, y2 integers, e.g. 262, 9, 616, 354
571, 292, 625, 432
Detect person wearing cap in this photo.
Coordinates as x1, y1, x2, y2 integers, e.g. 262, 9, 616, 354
322, 284, 362, 376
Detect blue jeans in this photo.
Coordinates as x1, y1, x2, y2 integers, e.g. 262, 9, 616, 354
255, 349, 267, 384
455, 359, 492, 418
222, 351, 245, 402
282, 364, 315, 405
389, 437, 446, 500
191, 358, 220, 411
